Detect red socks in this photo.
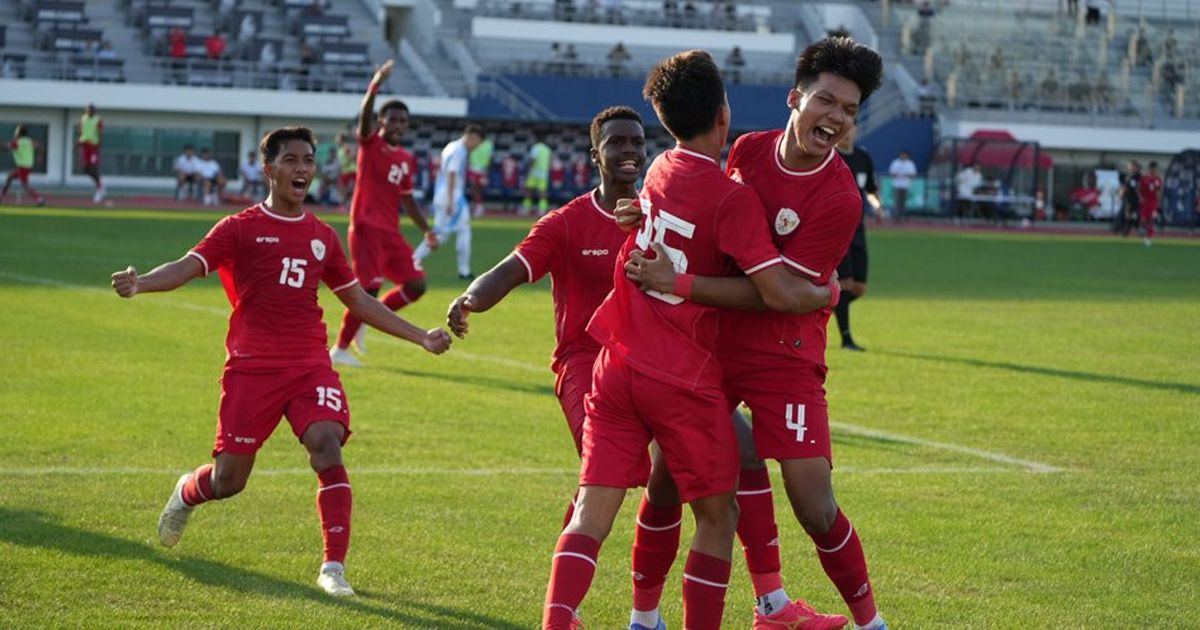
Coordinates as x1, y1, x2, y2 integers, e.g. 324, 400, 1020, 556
316, 465, 352, 565
736, 467, 784, 596
543, 533, 601, 629
811, 509, 876, 625
681, 550, 731, 630
180, 463, 214, 506
631, 497, 683, 612
380, 287, 411, 311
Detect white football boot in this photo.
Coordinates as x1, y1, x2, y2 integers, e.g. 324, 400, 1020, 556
352, 326, 367, 356
157, 473, 194, 547
317, 562, 355, 597
329, 347, 363, 367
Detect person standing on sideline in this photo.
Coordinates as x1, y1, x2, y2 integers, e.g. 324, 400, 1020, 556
330, 59, 439, 368
887, 149, 917, 221
1116, 160, 1141, 237
239, 151, 265, 198
954, 162, 982, 224
523, 136, 553, 215
413, 125, 483, 280
334, 133, 357, 213
835, 127, 883, 352
1, 125, 45, 206
1138, 160, 1163, 246
468, 133, 494, 217
110, 125, 450, 598
78, 103, 105, 203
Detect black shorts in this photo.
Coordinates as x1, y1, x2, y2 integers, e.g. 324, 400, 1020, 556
837, 222, 868, 283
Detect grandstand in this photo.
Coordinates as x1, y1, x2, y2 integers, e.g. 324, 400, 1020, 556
0, 0, 1197, 221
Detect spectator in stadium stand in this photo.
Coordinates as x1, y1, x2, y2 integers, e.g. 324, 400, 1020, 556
239, 150, 265, 198
238, 14, 256, 44
195, 148, 225, 206
305, 0, 324, 16
206, 32, 227, 60
1094, 73, 1113, 111
607, 42, 631, 78
97, 40, 117, 59
174, 145, 200, 201
258, 41, 277, 69
888, 150, 917, 222
562, 44, 579, 76
299, 43, 317, 91
602, 0, 624, 23
726, 46, 746, 84
1039, 69, 1061, 107
1084, 0, 1104, 25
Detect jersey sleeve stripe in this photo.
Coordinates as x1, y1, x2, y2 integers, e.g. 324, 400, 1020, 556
781, 256, 821, 278
743, 257, 783, 275
330, 278, 359, 293
512, 250, 535, 283
186, 251, 210, 276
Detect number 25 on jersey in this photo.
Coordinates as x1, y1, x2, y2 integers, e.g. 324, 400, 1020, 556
634, 199, 695, 305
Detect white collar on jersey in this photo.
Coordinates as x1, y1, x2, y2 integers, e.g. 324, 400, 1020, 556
589, 189, 616, 220
672, 145, 719, 165
258, 202, 307, 222
773, 135, 836, 177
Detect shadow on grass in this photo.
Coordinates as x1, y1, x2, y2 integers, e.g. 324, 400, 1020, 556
0, 507, 525, 629
876, 350, 1200, 396
375, 365, 556, 398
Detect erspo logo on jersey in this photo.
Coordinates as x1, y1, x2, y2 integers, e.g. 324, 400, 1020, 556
581, 249, 610, 256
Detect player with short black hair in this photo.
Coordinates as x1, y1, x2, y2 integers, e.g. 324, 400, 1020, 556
111, 125, 451, 598
1, 125, 45, 206
625, 36, 889, 630
78, 103, 105, 203
541, 50, 833, 630
331, 60, 440, 367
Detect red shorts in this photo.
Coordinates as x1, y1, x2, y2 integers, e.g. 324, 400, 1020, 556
581, 348, 737, 502
214, 365, 351, 457
338, 172, 356, 187
81, 143, 100, 168
348, 223, 424, 290
554, 352, 599, 454
722, 356, 831, 463
467, 169, 485, 187
9, 167, 31, 184
1139, 205, 1158, 220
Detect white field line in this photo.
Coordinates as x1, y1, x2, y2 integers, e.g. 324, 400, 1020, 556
0, 465, 1021, 477
3, 271, 1064, 475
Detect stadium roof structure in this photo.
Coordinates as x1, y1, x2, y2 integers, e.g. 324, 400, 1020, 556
954, 130, 1053, 171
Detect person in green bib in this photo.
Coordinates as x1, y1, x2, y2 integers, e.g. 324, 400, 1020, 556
2, 125, 45, 206
78, 103, 105, 203
334, 133, 356, 212
522, 136, 552, 215
468, 135, 493, 217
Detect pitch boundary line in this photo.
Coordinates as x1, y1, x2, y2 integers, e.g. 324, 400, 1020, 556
3, 270, 1064, 474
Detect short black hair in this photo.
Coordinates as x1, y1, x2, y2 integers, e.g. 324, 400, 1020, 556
378, 99, 409, 117
643, 49, 725, 141
1149, 160, 1158, 169
463, 123, 483, 138
794, 36, 884, 103
259, 126, 316, 164
590, 105, 643, 149
14, 125, 26, 137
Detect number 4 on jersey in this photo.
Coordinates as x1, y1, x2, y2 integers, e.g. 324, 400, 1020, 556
785, 403, 807, 442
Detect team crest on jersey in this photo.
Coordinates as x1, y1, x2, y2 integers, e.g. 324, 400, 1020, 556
775, 208, 800, 235
310, 239, 326, 261
728, 168, 744, 184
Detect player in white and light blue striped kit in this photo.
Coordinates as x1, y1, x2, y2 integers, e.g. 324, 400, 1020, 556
414, 125, 484, 279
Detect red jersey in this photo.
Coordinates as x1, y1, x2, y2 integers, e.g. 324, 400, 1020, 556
501, 156, 520, 190
719, 130, 862, 374
1138, 173, 1162, 211
349, 131, 415, 231
513, 189, 627, 373
189, 204, 358, 370
587, 147, 782, 390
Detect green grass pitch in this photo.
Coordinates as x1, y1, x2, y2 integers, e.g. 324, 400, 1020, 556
0, 205, 1197, 628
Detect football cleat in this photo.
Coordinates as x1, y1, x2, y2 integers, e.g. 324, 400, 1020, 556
753, 599, 848, 630
157, 473, 194, 548
93, 185, 106, 204
629, 619, 666, 630
317, 564, 355, 597
329, 347, 363, 367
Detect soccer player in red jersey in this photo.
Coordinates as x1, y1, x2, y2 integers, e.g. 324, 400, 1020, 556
330, 59, 439, 367
1138, 160, 1163, 246
110, 126, 451, 597
541, 51, 837, 630
625, 37, 889, 630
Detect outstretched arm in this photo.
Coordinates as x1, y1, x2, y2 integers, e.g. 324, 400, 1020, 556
111, 255, 205, 298
446, 255, 528, 338
357, 59, 393, 139
625, 244, 835, 314
400, 194, 438, 248
336, 283, 450, 354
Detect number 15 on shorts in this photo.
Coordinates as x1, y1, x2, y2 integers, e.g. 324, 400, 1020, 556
785, 403, 807, 442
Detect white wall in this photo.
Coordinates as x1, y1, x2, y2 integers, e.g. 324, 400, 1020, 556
946, 120, 1200, 154
472, 16, 795, 54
